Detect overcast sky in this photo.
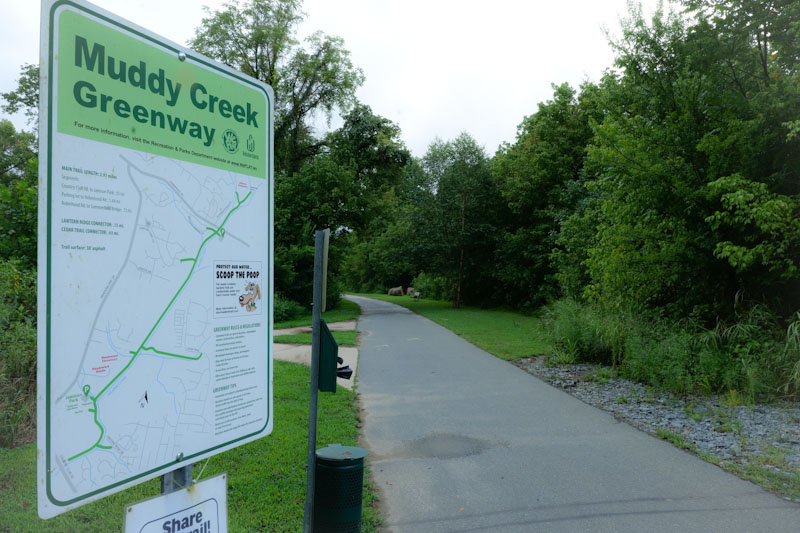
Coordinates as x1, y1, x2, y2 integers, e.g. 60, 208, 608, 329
1, 0, 661, 157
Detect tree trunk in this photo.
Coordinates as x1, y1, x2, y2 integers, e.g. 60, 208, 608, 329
455, 194, 466, 308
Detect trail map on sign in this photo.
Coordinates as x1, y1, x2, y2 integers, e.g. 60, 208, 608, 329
38, 0, 273, 518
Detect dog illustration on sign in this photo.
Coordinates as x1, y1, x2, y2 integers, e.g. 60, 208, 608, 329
239, 281, 261, 312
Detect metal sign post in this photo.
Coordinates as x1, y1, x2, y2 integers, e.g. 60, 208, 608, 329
321, 228, 330, 313
303, 229, 326, 532
124, 473, 228, 533
161, 465, 193, 495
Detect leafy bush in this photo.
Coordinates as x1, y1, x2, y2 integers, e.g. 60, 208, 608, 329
274, 293, 305, 322
0, 259, 37, 447
325, 276, 343, 311
410, 272, 451, 301
0, 260, 36, 383
0, 173, 37, 269
784, 315, 800, 396
622, 322, 695, 394
0, 258, 36, 323
544, 298, 626, 366
545, 298, 800, 400
690, 306, 793, 400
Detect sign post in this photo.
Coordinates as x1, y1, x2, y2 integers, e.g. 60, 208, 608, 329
37, 0, 273, 519
321, 228, 330, 313
303, 229, 326, 532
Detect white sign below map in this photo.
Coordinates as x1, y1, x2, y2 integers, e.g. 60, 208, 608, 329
124, 474, 228, 533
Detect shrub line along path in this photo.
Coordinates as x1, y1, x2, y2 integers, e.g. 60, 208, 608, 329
349, 295, 800, 532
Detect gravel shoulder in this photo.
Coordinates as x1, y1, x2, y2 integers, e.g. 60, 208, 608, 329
514, 356, 800, 501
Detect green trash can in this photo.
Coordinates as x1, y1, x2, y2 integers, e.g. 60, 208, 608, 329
314, 444, 368, 533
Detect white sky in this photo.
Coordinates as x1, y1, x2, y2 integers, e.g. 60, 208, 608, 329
0, 0, 661, 157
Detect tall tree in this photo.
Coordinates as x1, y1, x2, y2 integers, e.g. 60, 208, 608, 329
327, 103, 410, 232
339, 158, 428, 293
417, 134, 500, 307
682, 0, 800, 317
1, 63, 39, 130
190, 0, 364, 175
492, 83, 594, 308
571, 1, 800, 320
582, 5, 728, 317
273, 154, 357, 304
327, 104, 415, 292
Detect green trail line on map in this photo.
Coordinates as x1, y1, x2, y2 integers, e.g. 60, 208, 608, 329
68, 191, 252, 462
136, 346, 203, 360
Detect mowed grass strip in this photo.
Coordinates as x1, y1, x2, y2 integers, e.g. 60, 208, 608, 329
0, 361, 379, 533
352, 293, 551, 361
275, 330, 358, 346
275, 299, 360, 329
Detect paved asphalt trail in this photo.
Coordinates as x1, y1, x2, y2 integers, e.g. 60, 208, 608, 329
348, 295, 800, 532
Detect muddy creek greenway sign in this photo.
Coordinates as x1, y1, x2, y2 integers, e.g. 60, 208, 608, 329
37, 0, 273, 518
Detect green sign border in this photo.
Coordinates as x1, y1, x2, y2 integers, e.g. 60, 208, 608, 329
45, 0, 273, 508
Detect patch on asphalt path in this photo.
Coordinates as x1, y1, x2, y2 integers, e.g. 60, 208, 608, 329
376, 432, 505, 460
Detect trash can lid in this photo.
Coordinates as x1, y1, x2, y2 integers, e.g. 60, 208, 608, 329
316, 443, 368, 461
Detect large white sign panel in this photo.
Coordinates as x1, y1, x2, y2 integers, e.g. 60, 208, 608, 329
37, 0, 273, 518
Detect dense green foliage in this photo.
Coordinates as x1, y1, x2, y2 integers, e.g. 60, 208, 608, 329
0, 99, 38, 446
342, 133, 501, 307
0, 120, 37, 270
0, 259, 36, 447
545, 298, 800, 399
273, 102, 410, 306
343, 0, 800, 398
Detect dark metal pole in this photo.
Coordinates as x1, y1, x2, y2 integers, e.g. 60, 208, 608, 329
303, 229, 325, 533
161, 463, 192, 494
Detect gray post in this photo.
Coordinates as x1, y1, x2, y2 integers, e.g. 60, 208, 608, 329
321, 228, 330, 313
161, 464, 192, 494
303, 229, 325, 533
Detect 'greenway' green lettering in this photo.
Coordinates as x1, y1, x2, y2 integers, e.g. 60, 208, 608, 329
72, 80, 215, 147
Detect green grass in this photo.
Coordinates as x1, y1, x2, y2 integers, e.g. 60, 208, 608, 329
584, 368, 616, 384
711, 446, 800, 502
352, 293, 551, 361
656, 428, 697, 452
731, 463, 800, 502
274, 299, 360, 329
654, 428, 800, 501
683, 403, 705, 422
275, 330, 359, 346
0, 361, 379, 533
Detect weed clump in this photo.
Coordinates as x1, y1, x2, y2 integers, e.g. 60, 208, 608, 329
545, 298, 800, 400
0, 259, 36, 447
